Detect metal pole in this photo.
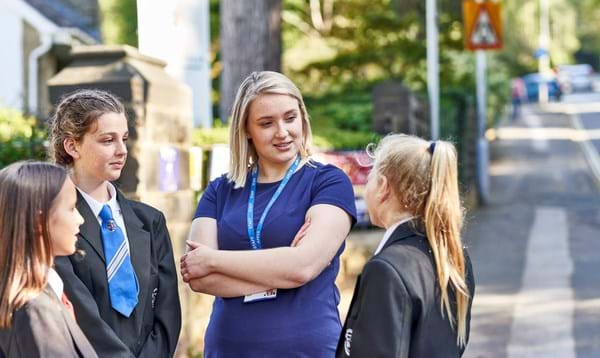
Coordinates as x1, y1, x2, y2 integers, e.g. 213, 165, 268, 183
476, 50, 489, 204
538, 0, 550, 103
426, 0, 439, 140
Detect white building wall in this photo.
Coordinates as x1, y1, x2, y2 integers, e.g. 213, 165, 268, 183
0, 5, 24, 110
137, 0, 213, 128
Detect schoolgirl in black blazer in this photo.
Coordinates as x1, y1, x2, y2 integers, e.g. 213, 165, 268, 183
49, 89, 181, 357
337, 135, 475, 357
55, 190, 181, 357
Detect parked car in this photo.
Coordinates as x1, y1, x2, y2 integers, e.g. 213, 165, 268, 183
522, 73, 562, 102
556, 64, 594, 93
592, 74, 600, 92
354, 195, 371, 227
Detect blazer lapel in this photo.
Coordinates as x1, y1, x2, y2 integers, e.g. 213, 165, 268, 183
61, 305, 97, 357
76, 192, 105, 263
116, 191, 152, 309
42, 288, 96, 358
59, 300, 98, 357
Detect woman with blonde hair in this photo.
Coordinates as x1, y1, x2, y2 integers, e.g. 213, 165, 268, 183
0, 161, 96, 357
181, 71, 357, 356
337, 134, 475, 357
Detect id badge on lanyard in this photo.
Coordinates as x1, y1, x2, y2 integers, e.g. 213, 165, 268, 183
243, 157, 300, 303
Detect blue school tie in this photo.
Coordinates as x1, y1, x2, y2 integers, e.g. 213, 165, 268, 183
99, 204, 139, 317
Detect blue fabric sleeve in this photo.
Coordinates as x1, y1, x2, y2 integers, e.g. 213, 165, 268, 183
311, 164, 357, 226
194, 177, 221, 219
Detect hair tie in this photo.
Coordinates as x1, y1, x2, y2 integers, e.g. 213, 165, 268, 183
428, 141, 436, 154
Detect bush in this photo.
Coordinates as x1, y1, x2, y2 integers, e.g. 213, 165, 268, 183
304, 90, 379, 150
192, 125, 229, 147
0, 107, 47, 168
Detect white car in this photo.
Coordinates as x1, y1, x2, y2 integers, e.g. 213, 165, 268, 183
556, 64, 594, 93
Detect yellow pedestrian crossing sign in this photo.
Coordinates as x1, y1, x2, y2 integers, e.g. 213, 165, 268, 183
463, 1, 503, 50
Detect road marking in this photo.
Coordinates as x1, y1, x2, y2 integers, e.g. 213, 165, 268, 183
507, 207, 575, 358
570, 111, 600, 190
523, 107, 549, 152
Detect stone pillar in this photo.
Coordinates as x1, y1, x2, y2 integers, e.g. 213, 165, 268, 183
48, 45, 200, 354
372, 80, 429, 137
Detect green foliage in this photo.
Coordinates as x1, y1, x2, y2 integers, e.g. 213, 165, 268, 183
498, 0, 583, 76
305, 91, 372, 132
99, 0, 138, 46
0, 107, 47, 168
282, 0, 510, 139
569, 0, 600, 69
192, 125, 229, 147
312, 128, 379, 151
283, 0, 469, 93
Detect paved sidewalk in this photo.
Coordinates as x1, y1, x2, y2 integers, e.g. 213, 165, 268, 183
464, 104, 600, 357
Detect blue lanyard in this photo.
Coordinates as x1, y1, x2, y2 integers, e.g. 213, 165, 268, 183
247, 157, 301, 250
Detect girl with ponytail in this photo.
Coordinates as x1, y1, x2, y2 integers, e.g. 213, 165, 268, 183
337, 134, 475, 358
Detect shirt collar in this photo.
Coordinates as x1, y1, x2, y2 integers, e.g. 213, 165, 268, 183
77, 182, 118, 218
373, 216, 416, 255
47, 267, 64, 300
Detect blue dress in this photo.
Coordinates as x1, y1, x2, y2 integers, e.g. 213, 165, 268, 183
194, 161, 357, 358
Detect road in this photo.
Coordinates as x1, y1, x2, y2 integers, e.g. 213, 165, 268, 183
464, 92, 600, 358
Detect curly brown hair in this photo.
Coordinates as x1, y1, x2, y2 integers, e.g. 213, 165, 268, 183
49, 89, 125, 166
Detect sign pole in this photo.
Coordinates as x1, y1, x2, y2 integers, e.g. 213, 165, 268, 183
427, 0, 439, 140
538, 0, 550, 104
463, 0, 502, 204
476, 49, 489, 204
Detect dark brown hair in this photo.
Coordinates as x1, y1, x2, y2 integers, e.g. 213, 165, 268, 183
49, 89, 125, 166
0, 161, 67, 328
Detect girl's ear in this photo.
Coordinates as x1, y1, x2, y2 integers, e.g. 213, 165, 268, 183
377, 176, 391, 203
63, 138, 80, 160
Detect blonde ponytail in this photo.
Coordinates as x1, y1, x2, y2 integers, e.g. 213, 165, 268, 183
425, 141, 470, 347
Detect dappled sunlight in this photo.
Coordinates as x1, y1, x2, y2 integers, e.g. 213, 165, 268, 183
486, 126, 600, 142
471, 292, 517, 314
544, 101, 600, 115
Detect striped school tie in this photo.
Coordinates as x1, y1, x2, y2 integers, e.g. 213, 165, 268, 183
99, 204, 139, 317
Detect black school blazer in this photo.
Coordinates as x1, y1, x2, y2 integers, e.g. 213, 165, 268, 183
0, 288, 98, 358
55, 190, 181, 357
336, 222, 475, 358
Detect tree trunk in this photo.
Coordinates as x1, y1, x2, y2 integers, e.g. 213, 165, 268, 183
265, 0, 282, 72
220, 0, 281, 122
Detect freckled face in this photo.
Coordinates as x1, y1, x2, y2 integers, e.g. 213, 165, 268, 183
48, 177, 84, 256
246, 94, 304, 169
72, 112, 129, 185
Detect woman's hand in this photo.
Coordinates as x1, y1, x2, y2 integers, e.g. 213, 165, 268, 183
291, 218, 311, 247
180, 241, 215, 283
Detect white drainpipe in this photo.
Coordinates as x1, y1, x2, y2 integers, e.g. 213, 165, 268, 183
28, 33, 53, 116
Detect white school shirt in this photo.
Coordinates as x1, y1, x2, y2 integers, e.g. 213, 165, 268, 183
77, 182, 131, 252
47, 267, 65, 300
373, 217, 416, 256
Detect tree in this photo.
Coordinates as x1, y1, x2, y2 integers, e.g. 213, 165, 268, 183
219, 0, 282, 122
99, 0, 138, 46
